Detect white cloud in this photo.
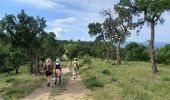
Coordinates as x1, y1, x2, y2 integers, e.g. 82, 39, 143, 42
47, 17, 79, 28
53, 17, 78, 24
14, 0, 65, 9
47, 27, 62, 38
47, 17, 79, 37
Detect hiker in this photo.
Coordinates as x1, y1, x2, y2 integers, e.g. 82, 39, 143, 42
44, 58, 53, 87
72, 58, 79, 79
54, 58, 62, 85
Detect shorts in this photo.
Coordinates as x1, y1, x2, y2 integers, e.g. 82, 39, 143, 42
72, 67, 78, 76
55, 69, 61, 77
46, 71, 52, 76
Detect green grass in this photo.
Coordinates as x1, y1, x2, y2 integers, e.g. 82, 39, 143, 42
81, 59, 170, 100
0, 65, 45, 100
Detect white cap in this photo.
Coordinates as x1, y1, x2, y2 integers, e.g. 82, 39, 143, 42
56, 59, 59, 62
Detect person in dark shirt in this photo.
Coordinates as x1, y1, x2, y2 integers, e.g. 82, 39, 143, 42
44, 58, 53, 87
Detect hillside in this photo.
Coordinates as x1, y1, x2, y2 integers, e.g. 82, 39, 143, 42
121, 41, 170, 48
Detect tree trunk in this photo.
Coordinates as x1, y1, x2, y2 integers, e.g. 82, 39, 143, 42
33, 57, 36, 73
116, 40, 121, 65
112, 42, 116, 60
150, 22, 158, 73
16, 63, 18, 74
35, 51, 40, 73
30, 57, 34, 75
36, 58, 40, 73
71, 59, 73, 68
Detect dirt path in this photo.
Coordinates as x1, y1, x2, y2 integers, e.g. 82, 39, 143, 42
24, 67, 89, 100
0, 93, 4, 100
51, 75, 86, 100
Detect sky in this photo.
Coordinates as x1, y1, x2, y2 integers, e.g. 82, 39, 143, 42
0, 0, 170, 42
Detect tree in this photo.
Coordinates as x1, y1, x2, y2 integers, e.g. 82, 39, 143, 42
0, 10, 46, 75
41, 32, 64, 61
88, 22, 112, 60
118, 0, 170, 73
156, 44, 170, 64
125, 42, 150, 61
0, 14, 24, 74
89, 7, 133, 65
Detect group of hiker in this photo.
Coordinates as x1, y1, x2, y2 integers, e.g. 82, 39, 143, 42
44, 58, 79, 87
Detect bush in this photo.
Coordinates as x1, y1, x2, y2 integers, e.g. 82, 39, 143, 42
112, 62, 116, 66
82, 55, 92, 65
156, 44, 170, 64
83, 75, 104, 89
161, 77, 170, 81
125, 42, 150, 61
111, 77, 117, 82
5, 77, 15, 83
102, 69, 111, 75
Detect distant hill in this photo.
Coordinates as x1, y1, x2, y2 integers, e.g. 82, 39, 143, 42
121, 41, 170, 48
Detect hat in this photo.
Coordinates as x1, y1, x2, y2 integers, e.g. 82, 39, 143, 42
56, 59, 59, 62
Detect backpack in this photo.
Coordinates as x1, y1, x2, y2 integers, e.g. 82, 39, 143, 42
56, 63, 61, 69
45, 64, 51, 72
73, 61, 77, 67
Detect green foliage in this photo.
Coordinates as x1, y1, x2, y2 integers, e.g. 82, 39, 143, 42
161, 76, 170, 81
65, 44, 78, 60
102, 69, 111, 75
111, 77, 117, 82
0, 10, 66, 74
0, 65, 44, 100
83, 74, 104, 89
41, 32, 65, 61
118, 0, 170, 73
0, 10, 47, 74
156, 44, 170, 64
82, 55, 92, 65
125, 42, 150, 61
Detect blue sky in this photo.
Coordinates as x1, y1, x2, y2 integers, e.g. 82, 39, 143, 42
0, 0, 170, 42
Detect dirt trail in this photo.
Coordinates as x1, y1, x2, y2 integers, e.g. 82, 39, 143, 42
51, 75, 86, 100
24, 67, 89, 100
0, 93, 4, 100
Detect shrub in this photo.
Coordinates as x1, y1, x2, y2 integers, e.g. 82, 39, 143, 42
111, 77, 117, 82
82, 55, 92, 65
125, 42, 150, 61
161, 77, 170, 81
5, 77, 15, 83
102, 69, 111, 75
112, 62, 116, 66
156, 44, 170, 64
83, 75, 104, 89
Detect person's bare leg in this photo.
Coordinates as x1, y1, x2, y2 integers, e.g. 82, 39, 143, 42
47, 76, 49, 87
54, 76, 57, 85
47, 76, 51, 87
49, 75, 52, 86
73, 71, 75, 79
